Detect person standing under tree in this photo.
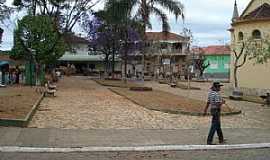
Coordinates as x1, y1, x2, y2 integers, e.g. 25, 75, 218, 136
15, 66, 21, 84
204, 82, 226, 145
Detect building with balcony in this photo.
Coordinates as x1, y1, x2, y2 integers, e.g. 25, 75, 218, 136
126, 31, 190, 78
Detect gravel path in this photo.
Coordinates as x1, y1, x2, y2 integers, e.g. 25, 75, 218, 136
28, 77, 270, 129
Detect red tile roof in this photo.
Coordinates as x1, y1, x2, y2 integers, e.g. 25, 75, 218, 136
242, 3, 270, 20
145, 31, 188, 42
0, 54, 11, 61
63, 34, 89, 44
193, 45, 231, 55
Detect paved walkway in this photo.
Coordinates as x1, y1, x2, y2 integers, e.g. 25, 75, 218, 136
28, 76, 270, 129
1, 149, 270, 160
1, 77, 270, 159
0, 127, 270, 148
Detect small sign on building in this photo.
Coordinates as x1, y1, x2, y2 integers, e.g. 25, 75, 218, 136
163, 58, 170, 65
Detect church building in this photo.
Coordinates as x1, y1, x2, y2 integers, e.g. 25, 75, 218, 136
229, 0, 270, 94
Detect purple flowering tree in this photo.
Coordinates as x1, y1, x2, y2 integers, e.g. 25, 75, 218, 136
119, 26, 142, 81
82, 13, 143, 80
82, 15, 122, 78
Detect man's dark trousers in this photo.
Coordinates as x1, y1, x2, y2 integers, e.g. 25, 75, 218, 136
207, 108, 224, 144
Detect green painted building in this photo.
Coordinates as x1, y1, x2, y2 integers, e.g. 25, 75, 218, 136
204, 55, 230, 80
201, 45, 231, 80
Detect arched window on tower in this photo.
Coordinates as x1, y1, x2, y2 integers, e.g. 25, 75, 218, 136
238, 32, 243, 41
252, 30, 261, 39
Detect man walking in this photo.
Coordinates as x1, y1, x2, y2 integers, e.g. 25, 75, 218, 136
204, 82, 226, 145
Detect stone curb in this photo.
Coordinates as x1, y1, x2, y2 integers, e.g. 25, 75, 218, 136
93, 80, 130, 88
158, 81, 201, 90
1, 143, 270, 153
109, 88, 241, 117
0, 93, 44, 127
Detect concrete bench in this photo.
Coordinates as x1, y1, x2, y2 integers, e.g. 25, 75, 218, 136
260, 93, 270, 106
45, 83, 56, 97
45, 89, 56, 97
229, 90, 243, 100
170, 83, 177, 88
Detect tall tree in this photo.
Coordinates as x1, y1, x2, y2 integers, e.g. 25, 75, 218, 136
12, 0, 101, 33
232, 38, 270, 89
105, 0, 184, 33
83, 1, 143, 80
194, 52, 210, 78
105, 0, 143, 81
11, 15, 66, 85
82, 16, 119, 78
105, 0, 184, 80
82, 13, 142, 80
11, 15, 66, 65
0, 0, 13, 22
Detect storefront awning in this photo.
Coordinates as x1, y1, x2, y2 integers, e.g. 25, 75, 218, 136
59, 55, 104, 62
59, 54, 121, 62
0, 61, 9, 66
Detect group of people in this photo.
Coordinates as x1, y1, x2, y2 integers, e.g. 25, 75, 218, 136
0, 66, 21, 85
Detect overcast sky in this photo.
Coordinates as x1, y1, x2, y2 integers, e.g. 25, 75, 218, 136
0, 0, 251, 51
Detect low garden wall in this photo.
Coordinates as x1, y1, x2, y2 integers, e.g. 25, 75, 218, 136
0, 93, 44, 127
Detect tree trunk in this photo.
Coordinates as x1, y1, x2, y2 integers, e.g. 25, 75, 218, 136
104, 56, 109, 79
32, 0, 37, 15
141, 21, 147, 82
169, 55, 172, 83
124, 51, 127, 84
233, 66, 238, 89
199, 70, 204, 78
112, 51, 115, 79
142, 54, 145, 81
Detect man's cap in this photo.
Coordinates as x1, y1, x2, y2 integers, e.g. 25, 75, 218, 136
213, 82, 224, 87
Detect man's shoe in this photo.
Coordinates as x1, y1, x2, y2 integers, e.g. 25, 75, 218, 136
207, 143, 216, 145
219, 139, 227, 144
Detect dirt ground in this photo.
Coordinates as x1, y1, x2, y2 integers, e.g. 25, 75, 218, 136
0, 86, 41, 119
28, 76, 270, 129
110, 88, 239, 115
95, 79, 141, 88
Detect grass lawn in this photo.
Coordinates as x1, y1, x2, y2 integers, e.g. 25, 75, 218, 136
110, 88, 241, 116
0, 86, 41, 119
95, 79, 141, 88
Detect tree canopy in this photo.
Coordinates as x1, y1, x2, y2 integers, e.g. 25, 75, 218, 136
11, 0, 101, 33
105, 0, 184, 33
11, 15, 66, 65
